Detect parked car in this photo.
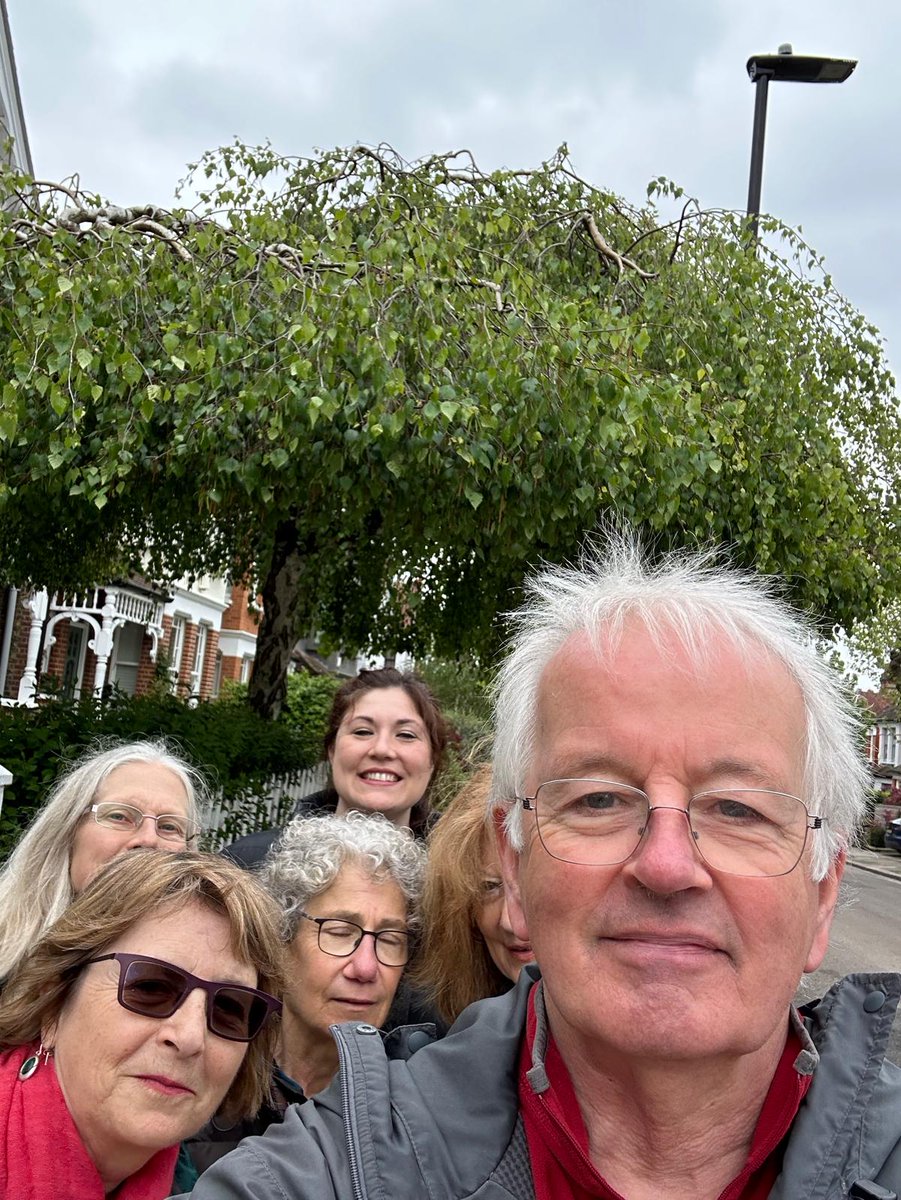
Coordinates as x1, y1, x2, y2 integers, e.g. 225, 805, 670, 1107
886, 818, 901, 854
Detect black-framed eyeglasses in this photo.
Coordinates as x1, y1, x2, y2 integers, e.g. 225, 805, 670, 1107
87, 953, 281, 1042
299, 911, 411, 967
518, 778, 825, 878
87, 802, 199, 843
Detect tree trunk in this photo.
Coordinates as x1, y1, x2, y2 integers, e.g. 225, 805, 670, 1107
248, 519, 312, 721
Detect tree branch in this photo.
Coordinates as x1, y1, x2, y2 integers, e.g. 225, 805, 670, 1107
579, 212, 657, 280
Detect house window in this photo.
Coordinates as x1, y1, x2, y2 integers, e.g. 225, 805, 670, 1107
883, 724, 897, 767
190, 623, 209, 697
211, 650, 223, 699
109, 623, 144, 696
240, 655, 254, 684
168, 615, 187, 691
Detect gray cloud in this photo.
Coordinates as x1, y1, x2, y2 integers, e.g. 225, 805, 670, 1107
7, 0, 899, 373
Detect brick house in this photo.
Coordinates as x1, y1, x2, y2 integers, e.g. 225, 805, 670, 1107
861, 689, 901, 826
0, 573, 384, 707
0, 575, 245, 706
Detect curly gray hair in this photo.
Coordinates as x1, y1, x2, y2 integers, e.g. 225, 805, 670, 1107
260, 812, 427, 941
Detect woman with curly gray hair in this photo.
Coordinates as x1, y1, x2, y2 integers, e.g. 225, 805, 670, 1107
184, 811, 426, 1179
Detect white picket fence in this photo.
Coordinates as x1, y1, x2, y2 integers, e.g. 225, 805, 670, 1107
0, 763, 11, 815
201, 762, 329, 851
0, 759, 328, 847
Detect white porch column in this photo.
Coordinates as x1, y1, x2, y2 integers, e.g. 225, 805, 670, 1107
16, 589, 49, 705
91, 589, 119, 697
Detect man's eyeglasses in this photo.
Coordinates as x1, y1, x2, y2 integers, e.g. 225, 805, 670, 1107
518, 779, 825, 878
87, 952, 281, 1042
299, 911, 411, 967
87, 802, 198, 843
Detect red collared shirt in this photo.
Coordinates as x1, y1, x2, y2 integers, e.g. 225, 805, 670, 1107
518, 989, 812, 1200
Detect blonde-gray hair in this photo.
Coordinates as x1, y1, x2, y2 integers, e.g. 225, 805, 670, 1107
0, 849, 284, 1120
0, 739, 208, 980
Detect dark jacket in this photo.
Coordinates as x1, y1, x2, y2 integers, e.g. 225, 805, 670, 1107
182, 1066, 307, 1179
221, 789, 336, 869
222, 789, 435, 870
181, 1025, 439, 1185
181, 968, 901, 1200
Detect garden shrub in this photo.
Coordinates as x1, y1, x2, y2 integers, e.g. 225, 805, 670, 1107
0, 690, 317, 862
868, 824, 886, 849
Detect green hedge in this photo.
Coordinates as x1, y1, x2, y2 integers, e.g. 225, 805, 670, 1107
0, 688, 328, 862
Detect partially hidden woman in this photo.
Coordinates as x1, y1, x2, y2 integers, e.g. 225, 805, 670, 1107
0, 848, 283, 1199
184, 811, 426, 1179
411, 765, 534, 1025
0, 738, 206, 981
224, 666, 449, 867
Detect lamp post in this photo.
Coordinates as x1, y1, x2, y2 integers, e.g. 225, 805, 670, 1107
746, 43, 857, 241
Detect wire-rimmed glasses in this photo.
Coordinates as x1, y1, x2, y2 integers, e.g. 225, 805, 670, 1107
518, 778, 824, 878
299, 911, 411, 967
87, 802, 198, 843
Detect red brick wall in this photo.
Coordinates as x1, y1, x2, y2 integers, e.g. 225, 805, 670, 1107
3, 593, 35, 698
221, 584, 261, 634
219, 654, 245, 684
133, 629, 159, 695
198, 628, 219, 698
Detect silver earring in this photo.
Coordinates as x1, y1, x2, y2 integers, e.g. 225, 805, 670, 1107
18, 1042, 53, 1081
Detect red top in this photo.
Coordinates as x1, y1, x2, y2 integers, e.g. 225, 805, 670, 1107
518, 989, 812, 1200
0, 1043, 178, 1200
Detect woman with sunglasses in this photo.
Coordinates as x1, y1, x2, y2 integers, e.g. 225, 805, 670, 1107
0, 738, 207, 981
0, 848, 283, 1200
184, 811, 426, 1179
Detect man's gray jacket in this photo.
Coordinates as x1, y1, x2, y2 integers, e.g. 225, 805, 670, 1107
185, 968, 901, 1200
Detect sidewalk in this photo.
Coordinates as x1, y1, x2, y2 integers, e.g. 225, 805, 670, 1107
846, 845, 901, 884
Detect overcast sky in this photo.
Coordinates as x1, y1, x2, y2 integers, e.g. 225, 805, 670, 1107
7, 0, 899, 374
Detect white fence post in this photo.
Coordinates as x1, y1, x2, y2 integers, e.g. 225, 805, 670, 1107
0, 763, 12, 816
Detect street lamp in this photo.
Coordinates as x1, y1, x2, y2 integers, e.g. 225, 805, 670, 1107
746, 43, 857, 241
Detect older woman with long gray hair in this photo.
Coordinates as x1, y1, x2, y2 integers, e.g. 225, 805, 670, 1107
184, 811, 426, 1178
0, 738, 208, 981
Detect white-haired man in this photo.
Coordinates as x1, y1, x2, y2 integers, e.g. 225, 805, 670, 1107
186, 542, 901, 1200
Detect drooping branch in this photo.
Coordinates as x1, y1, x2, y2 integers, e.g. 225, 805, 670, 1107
578, 212, 658, 280
10, 200, 195, 261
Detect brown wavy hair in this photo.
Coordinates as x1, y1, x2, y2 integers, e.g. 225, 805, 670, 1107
0, 850, 285, 1120
409, 766, 510, 1023
323, 667, 449, 837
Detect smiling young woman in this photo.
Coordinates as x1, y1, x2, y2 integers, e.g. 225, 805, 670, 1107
225, 669, 450, 869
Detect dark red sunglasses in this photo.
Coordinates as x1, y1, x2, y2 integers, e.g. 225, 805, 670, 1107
87, 953, 281, 1042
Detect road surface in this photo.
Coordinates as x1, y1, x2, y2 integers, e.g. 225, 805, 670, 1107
797, 863, 901, 1064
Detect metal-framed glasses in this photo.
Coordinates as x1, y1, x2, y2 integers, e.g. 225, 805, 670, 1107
299, 911, 411, 967
86, 952, 281, 1042
87, 802, 198, 843
518, 778, 825, 878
